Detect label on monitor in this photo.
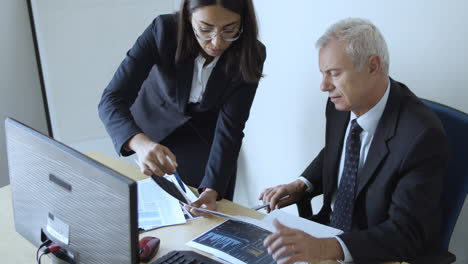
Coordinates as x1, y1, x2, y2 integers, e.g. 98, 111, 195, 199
46, 213, 70, 244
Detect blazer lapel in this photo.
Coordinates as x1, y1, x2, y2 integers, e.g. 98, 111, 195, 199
356, 79, 401, 196
199, 55, 229, 111
323, 103, 350, 203
175, 60, 194, 113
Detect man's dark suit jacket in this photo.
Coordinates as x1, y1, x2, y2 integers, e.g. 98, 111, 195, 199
98, 14, 266, 196
302, 78, 449, 263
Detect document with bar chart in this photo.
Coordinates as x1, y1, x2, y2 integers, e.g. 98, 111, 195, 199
187, 220, 275, 264
186, 210, 342, 264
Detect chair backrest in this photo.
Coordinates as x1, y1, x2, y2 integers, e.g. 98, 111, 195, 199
421, 99, 468, 250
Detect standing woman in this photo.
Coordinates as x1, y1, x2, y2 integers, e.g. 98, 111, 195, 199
98, 0, 265, 212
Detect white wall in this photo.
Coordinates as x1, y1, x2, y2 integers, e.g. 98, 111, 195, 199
235, 0, 468, 262
0, 0, 48, 187
30, 0, 177, 158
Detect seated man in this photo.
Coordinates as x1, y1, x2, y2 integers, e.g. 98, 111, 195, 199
259, 18, 449, 264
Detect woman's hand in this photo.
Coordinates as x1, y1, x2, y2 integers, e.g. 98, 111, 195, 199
185, 188, 218, 217
258, 179, 307, 213
126, 133, 177, 176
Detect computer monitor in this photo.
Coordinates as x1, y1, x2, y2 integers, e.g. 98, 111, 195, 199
5, 118, 138, 263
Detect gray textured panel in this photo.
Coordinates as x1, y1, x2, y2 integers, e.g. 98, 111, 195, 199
5, 118, 137, 263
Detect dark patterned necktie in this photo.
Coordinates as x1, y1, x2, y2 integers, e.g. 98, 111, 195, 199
330, 119, 363, 231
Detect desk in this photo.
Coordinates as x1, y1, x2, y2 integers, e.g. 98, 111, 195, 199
86, 152, 269, 262
0, 152, 403, 264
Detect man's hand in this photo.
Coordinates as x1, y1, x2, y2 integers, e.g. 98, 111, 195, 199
127, 133, 177, 176
263, 219, 344, 264
185, 188, 218, 217
258, 179, 307, 213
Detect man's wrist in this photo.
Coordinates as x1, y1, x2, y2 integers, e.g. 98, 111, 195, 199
292, 179, 308, 193
320, 238, 344, 261
334, 236, 353, 262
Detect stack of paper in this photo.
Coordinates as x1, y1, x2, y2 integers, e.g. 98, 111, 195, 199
137, 177, 196, 230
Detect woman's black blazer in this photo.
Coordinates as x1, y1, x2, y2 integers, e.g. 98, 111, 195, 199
98, 14, 266, 195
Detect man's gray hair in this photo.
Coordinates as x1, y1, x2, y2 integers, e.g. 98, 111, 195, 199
316, 18, 389, 75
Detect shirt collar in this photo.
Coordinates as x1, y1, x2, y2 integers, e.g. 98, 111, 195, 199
352, 79, 391, 135
195, 54, 220, 69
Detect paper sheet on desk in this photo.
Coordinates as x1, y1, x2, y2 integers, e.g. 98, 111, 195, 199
187, 219, 276, 264
148, 173, 248, 222
137, 178, 186, 230
162, 175, 251, 221
262, 210, 343, 237
187, 210, 341, 264
184, 205, 251, 222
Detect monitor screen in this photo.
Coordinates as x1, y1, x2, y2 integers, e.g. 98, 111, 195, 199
5, 118, 138, 263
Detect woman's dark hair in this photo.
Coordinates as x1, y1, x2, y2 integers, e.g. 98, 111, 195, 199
175, 0, 263, 82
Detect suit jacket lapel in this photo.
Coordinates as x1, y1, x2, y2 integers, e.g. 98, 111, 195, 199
199, 55, 229, 111
175, 60, 194, 113
356, 78, 401, 196
323, 102, 350, 203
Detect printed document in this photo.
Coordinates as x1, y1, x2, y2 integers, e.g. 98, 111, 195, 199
137, 177, 186, 230
263, 210, 343, 238
187, 209, 342, 264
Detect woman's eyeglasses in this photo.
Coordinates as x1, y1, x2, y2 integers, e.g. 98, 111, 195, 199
192, 25, 243, 42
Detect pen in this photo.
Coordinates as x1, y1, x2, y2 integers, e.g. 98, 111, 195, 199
165, 156, 186, 193
134, 156, 186, 192
251, 195, 291, 211
172, 172, 186, 192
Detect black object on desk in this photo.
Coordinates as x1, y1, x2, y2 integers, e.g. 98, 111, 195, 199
152, 250, 223, 264
150, 174, 190, 204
